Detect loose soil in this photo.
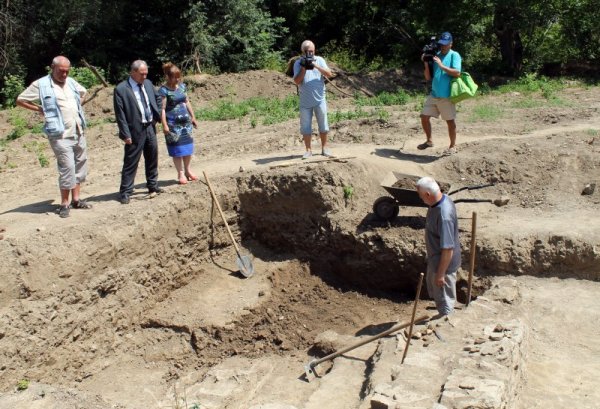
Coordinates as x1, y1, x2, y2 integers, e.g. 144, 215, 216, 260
0, 69, 598, 408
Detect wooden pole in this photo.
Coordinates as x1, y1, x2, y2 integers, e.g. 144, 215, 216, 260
305, 313, 430, 376
466, 212, 477, 307
401, 272, 425, 364
203, 171, 242, 257
81, 58, 109, 87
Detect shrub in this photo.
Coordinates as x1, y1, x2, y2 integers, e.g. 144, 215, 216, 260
70, 67, 105, 89
1, 74, 25, 108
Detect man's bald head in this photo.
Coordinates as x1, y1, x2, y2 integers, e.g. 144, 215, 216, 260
51, 56, 71, 85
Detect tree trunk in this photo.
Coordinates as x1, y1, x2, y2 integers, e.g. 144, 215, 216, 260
494, 7, 524, 76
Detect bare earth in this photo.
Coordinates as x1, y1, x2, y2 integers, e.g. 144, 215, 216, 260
0, 69, 598, 408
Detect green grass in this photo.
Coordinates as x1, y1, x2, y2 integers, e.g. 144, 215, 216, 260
511, 98, 546, 109
6, 108, 44, 140
16, 379, 29, 391
495, 73, 568, 99
328, 107, 370, 124
354, 90, 412, 107
7, 109, 27, 140
468, 104, 504, 122
196, 95, 299, 125
23, 140, 50, 167
586, 128, 599, 136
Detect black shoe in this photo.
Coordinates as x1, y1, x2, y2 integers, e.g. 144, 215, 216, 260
149, 187, 165, 194
120, 195, 130, 205
58, 205, 70, 218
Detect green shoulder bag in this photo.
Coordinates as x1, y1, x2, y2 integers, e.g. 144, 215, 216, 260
448, 52, 478, 103
450, 72, 478, 104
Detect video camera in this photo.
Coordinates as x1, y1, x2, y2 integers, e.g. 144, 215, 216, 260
300, 51, 315, 70
422, 36, 439, 62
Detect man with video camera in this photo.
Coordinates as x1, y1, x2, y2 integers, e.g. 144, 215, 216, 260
418, 32, 462, 156
293, 40, 333, 159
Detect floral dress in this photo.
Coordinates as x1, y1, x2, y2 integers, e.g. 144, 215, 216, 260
159, 83, 194, 157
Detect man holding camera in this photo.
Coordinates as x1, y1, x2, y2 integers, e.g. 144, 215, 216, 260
293, 40, 333, 159
419, 32, 461, 155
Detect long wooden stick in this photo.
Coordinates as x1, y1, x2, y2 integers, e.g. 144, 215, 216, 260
203, 171, 242, 257
466, 212, 477, 306
305, 313, 430, 375
81, 58, 109, 87
401, 272, 424, 364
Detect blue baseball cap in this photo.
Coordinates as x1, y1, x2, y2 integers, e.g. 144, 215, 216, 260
438, 32, 453, 45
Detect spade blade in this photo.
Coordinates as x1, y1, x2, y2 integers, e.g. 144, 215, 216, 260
236, 255, 254, 278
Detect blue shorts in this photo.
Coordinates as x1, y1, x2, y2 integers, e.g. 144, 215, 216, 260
300, 101, 329, 135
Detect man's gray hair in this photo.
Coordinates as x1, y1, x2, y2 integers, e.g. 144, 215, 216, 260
416, 176, 440, 194
51, 56, 70, 67
301, 40, 314, 53
130, 60, 148, 72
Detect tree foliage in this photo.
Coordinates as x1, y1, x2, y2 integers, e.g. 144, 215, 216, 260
188, 0, 287, 73
0, 0, 598, 105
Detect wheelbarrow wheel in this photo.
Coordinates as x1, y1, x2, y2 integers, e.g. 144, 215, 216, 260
373, 196, 399, 221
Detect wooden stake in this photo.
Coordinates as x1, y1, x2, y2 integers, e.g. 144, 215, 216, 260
401, 272, 424, 364
81, 59, 109, 87
466, 212, 477, 307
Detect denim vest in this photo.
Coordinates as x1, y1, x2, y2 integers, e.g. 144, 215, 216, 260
38, 75, 86, 138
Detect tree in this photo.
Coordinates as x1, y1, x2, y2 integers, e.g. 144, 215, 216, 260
188, 0, 287, 73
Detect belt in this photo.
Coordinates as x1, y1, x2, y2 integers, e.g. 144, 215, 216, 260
142, 121, 153, 128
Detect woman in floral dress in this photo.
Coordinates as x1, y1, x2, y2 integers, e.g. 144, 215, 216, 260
160, 62, 198, 184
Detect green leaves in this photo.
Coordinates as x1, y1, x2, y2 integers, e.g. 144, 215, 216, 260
188, 0, 287, 73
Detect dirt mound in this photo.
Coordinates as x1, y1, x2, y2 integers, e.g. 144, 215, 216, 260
185, 70, 297, 104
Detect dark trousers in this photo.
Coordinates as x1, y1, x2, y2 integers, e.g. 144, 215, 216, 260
119, 124, 158, 196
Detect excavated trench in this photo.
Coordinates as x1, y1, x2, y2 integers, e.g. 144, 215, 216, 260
2, 160, 598, 406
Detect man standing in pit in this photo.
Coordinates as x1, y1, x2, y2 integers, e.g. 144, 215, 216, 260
416, 176, 460, 316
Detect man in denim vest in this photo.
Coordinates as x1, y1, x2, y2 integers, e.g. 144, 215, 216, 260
16, 56, 91, 218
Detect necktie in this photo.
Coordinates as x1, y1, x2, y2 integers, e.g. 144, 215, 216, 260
138, 83, 152, 122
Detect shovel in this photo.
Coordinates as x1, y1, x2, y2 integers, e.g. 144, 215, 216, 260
304, 313, 430, 381
203, 171, 254, 278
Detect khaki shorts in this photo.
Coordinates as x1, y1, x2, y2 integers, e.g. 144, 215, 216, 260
421, 95, 456, 121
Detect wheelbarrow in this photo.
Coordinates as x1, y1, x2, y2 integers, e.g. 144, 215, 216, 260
372, 172, 494, 221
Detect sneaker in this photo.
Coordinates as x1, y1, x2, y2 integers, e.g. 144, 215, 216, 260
322, 148, 334, 157
302, 151, 312, 160
58, 205, 70, 218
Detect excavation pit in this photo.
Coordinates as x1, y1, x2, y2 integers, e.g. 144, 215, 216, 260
1, 153, 599, 408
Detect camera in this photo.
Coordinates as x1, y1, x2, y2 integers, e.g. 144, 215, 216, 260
422, 36, 439, 62
301, 52, 315, 70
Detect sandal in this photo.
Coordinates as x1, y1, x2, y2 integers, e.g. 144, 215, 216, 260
417, 141, 434, 150
59, 205, 70, 218
71, 199, 93, 209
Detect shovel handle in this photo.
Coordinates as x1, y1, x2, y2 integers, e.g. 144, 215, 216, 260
203, 171, 242, 256
448, 183, 495, 196
401, 272, 424, 364
308, 314, 430, 369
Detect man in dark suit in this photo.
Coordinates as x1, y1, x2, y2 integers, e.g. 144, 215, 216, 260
114, 60, 163, 204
